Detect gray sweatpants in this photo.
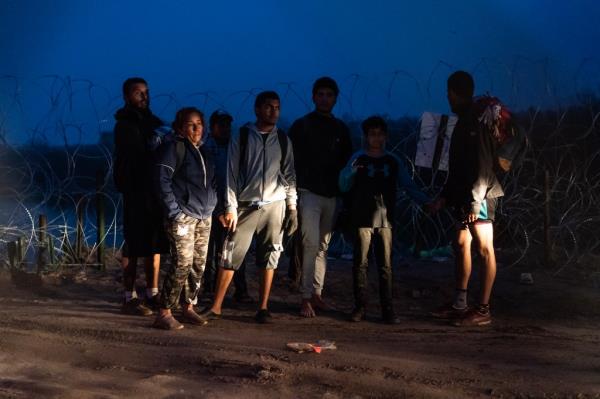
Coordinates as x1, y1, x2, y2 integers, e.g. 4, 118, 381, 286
299, 190, 338, 299
225, 200, 286, 271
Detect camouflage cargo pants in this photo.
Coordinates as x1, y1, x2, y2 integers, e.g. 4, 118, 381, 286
160, 214, 211, 310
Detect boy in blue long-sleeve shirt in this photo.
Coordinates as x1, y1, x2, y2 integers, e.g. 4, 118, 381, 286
339, 116, 430, 324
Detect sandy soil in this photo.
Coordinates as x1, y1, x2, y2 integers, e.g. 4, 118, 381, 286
0, 255, 599, 399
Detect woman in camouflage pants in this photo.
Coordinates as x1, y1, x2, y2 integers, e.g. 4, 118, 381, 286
153, 107, 218, 330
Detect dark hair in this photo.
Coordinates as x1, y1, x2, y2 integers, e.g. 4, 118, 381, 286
172, 107, 205, 132
209, 109, 233, 129
254, 91, 280, 108
312, 76, 339, 96
361, 116, 387, 136
122, 77, 148, 97
447, 71, 474, 99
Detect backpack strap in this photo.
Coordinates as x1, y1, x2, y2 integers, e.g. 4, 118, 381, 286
432, 114, 449, 172
277, 128, 288, 172
238, 126, 250, 176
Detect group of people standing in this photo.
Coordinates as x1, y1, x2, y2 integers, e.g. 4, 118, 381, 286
113, 72, 504, 330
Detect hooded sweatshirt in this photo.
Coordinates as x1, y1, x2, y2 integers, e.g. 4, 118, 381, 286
440, 101, 504, 215
225, 123, 297, 216
155, 134, 218, 221
112, 105, 162, 194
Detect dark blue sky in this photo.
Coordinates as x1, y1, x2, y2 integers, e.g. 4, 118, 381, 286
1, 0, 600, 144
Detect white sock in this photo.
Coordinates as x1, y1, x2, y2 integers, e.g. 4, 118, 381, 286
124, 290, 137, 302
453, 289, 467, 310
146, 288, 159, 298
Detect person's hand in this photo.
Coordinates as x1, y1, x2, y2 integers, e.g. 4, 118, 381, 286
351, 158, 364, 173
283, 207, 298, 236
464, 212, 478, 224
220, 212, 237, 232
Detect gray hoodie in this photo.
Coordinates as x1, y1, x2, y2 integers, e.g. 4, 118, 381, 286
225, 123, 297, 216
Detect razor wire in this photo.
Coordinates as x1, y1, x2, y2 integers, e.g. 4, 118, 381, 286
0, 57, 599, 277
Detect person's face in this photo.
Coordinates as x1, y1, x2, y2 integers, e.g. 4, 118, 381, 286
212, 120, 231, 140
366, 127, 387, 151
180, 112, 204, 145
125, 83, 149, 109
447, 87, 464, 114
312, 87, 337, 113
255, 99, 280, 126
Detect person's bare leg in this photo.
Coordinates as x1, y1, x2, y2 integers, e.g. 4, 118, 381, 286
258, 269, 274, 310
144, 254, 160, 290
432, 227, 473, 318
449, 227, 473, 311
211, 268, 234, 314
455, 228, 473, 290
471, 223, 496, 305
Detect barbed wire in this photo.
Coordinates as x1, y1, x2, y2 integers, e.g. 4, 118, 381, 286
0, 58, 599, 278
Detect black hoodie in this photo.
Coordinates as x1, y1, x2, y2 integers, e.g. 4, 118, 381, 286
440, 101, 504, 215
113, 106, 163, 194
289, 111, 353, 197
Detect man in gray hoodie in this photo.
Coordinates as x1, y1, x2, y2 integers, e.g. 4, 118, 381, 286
200, 91, 298, 324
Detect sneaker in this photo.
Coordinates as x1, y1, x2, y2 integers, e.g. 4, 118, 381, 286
453, 308, 492, 327
145, 295, 160, 311
430, 303, 468, 319
152, 314, 184, 330
349, 307, 365, 322
234, 292, 255, 304
181, 309, 208, 326
255, 309, 271, 324
198, 307, 222, 320
382, 309, 401, 325
121, 298, 153, 316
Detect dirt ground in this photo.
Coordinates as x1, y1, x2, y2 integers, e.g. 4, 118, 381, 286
0, 253, 599, 399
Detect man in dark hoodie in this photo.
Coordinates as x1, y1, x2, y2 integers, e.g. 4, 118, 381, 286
113, 77, 169, 316
288, 77, 353, 317
430, 71, 504, 327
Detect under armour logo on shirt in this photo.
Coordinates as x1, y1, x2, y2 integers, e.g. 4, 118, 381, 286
366, 163, 391, 178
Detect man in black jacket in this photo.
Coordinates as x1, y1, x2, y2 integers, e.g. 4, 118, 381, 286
289, 77, 353, 317
113, 77, 169, 316
430, 71, 504, 326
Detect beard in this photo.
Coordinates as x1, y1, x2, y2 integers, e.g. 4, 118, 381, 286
450, 99, 470, 115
